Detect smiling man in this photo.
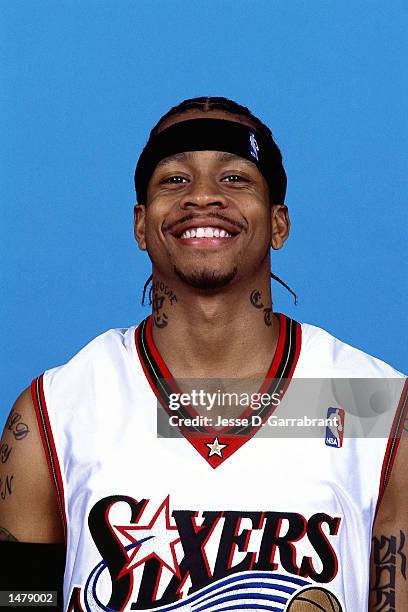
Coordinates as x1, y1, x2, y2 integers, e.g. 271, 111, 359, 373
0, 97, 407, 611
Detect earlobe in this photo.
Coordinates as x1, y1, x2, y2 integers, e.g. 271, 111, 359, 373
271, 205, 290, 250
134, 204, 147, 250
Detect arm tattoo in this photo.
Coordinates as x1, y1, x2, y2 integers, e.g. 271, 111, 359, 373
371, 531, 407, 611
0, 474, 14, 501
0, 442, 12, 464
6, 411, 29, 440
0, 526, 18, 542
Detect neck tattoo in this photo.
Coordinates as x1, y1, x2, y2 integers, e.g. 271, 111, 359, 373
250, 289, 273, 327
152, 281, 178, 329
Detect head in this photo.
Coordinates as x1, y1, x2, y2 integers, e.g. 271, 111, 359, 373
134, 97, 290, 293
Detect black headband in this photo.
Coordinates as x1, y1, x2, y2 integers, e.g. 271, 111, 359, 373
134, 118, 287, 204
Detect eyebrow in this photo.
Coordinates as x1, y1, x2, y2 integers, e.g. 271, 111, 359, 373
156, 151, 249, 168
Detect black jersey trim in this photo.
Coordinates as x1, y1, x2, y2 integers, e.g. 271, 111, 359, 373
135, 313, 302, 439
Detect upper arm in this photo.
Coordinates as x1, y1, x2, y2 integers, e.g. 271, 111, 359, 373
0, 387, 64, 543
369, 435, 408, 610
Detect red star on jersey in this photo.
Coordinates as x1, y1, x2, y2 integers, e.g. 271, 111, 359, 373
115, 495, 181, 578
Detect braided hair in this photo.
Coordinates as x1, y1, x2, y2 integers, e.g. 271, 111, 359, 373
149, 96, 276, 144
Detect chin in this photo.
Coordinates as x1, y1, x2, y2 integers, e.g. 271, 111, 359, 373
173, 266, 238, 290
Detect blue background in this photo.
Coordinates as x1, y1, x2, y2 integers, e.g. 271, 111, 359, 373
1, 1, 407, 426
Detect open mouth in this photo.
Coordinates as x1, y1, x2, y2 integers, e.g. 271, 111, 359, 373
179, 226, 233, 239
168, 216, 243, 248
173, 225, 239, 248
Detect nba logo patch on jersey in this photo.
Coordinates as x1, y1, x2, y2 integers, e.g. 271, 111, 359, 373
249, 131, 259, 160
325, 407, 345, 448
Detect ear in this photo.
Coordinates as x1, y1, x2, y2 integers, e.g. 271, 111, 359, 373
270, 204, 290, 250
134, 204, 147, 250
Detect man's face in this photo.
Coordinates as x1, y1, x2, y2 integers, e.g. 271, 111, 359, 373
135, 110, 288, 290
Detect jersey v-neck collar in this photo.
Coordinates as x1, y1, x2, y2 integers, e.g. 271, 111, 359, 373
134, 314, 302, 468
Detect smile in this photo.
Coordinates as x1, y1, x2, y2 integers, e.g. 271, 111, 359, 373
179, 226, 233, 239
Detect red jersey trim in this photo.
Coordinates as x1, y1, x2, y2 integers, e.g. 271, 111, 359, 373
31, 375, 67, 543
375, 378, 408, 518
134, 314, 302, 468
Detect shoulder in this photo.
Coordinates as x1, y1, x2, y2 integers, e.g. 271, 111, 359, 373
33, 325, 140, 416
43, 325, 138, 383
298, 320, 405, 378
63, 326, 137, 363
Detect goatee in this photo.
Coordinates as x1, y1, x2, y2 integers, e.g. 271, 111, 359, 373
174, 266, 238, 290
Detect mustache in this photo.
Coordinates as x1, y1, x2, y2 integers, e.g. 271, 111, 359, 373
163, 212, 247, 233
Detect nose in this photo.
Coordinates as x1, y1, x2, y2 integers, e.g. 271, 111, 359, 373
179, 175, 228, 210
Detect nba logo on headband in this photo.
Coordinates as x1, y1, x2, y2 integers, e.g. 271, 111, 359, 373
249, 131, 259, 161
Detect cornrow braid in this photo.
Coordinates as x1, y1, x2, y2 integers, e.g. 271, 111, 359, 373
149, 96, 274, 145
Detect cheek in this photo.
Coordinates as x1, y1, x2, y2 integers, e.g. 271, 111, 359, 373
143, 207, 177, 268
245, 201, 272, 238
143, 210, 164, 255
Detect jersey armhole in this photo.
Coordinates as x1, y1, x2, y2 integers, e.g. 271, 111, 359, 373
374, 378, 408, 520
31, 375, 68, 543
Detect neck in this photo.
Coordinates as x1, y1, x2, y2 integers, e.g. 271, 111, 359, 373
149, 271, 279, 379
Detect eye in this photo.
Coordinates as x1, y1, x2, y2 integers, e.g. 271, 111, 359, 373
222, 174, 247, 183
162, 175, 188, 184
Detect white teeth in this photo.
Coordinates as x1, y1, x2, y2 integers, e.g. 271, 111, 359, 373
180, 226, 232, 239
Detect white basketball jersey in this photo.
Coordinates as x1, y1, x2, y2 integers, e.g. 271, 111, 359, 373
31, 314, 407, 612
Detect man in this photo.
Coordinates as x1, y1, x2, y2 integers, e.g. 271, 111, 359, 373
0, 97, 407, 611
